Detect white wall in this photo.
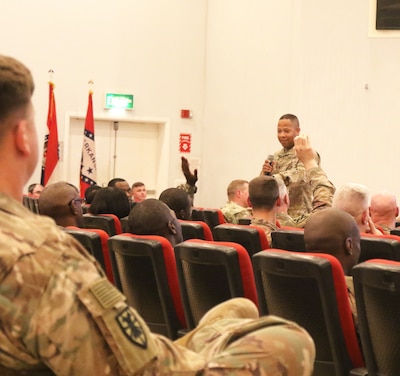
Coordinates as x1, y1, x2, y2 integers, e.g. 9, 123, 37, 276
2, 1, 400, 208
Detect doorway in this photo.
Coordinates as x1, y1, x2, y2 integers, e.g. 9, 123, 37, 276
63, 114, 170, 198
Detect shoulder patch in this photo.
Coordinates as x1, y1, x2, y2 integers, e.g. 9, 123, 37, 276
89, 278, 125, 309
116, 307, 148, 349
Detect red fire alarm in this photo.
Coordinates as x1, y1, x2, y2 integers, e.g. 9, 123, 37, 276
179, 133, 191, 153
180, 109, 192, 119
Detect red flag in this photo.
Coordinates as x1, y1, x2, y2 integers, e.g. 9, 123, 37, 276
41, 82, 59, 186
80, 91, 97, 197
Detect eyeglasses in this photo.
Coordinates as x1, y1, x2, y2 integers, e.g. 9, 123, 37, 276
68, 198, 86, 206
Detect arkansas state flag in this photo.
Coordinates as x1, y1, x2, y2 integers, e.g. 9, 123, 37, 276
41, 82, 59, 186
80, 91, 97, 197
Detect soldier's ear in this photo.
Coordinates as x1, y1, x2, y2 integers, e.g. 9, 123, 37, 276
167, 220, 177, 235
14, 120, 31, 156
68, 200, 79, 215
344, 237, 353, 256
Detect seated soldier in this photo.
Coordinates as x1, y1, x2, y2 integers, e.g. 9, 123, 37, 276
108, 177, 131, 198
38, 181, 85, 228
27, 182, 44, 196
304, 207, 361, 326
131, 181, 147, 202
159, 187, 192, 220
220, 179, 252, 224
333, 183, 383, 235
249, 175, 280, 245
369, 190, 399, 234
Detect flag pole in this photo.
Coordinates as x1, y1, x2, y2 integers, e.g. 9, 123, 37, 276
88, 79, 93, 94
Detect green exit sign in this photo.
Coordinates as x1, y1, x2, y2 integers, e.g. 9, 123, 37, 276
105, 93, 134, 110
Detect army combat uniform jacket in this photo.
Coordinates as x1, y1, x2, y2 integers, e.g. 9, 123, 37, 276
221, 201, 252, 224
277, 165, 335, 228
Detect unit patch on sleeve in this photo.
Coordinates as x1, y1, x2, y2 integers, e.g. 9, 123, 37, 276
116, 307, 148, 349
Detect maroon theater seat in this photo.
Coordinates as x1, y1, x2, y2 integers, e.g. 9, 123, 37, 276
108, 233, 186, 340
252, 249, 364, 376
178, 219, 213, 241
174, 239, 258, 330
353, 259, 400, 376
213, 223, 269, 256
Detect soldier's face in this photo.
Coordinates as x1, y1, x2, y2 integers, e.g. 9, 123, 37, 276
277, 119, 300, 149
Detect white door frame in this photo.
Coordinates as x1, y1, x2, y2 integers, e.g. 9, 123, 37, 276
63, 111, 170, 196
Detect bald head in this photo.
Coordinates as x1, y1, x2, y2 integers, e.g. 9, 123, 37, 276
38, 181, 83, 227
128, 198, 183, 246
304, 208, 361, 275
370, 191, 399, 230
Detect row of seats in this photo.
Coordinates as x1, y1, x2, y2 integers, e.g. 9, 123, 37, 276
182, 220, 400, 263
78, 212, 400, 265
65, 216, 400, 375
23, 195, 39, 214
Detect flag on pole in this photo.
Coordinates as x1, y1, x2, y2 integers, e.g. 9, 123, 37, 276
41, 82, 59, 186
80, 90, 97, 198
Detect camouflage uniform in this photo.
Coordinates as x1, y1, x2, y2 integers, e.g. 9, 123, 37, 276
221, 201, 252, 224
272, 147, 321, 218
250, 218, 279, 246
346, 276, 358, 329
0, 194, 315, 375
177, 183, 197, 196
277, 166, 335, 228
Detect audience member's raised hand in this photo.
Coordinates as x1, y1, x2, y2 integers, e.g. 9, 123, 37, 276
366, 216, 384, 235
294, 134, 318, 169
181, 156, 198, 186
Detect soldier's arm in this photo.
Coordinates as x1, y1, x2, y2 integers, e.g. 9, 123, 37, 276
28, 245, 202, 375
294, 134, 335, 211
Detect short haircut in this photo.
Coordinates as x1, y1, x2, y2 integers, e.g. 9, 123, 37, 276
107, 178, 126, 188
132, 181, 145, 189
227, 180, 248, 199
304, 207, 360, 254
128, 198, 171, 236
279, 113, 299, 128
159, 187, 190, 219
0, 55, 34, 131
249, 176, 279, 210
38, 181, 79, 220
